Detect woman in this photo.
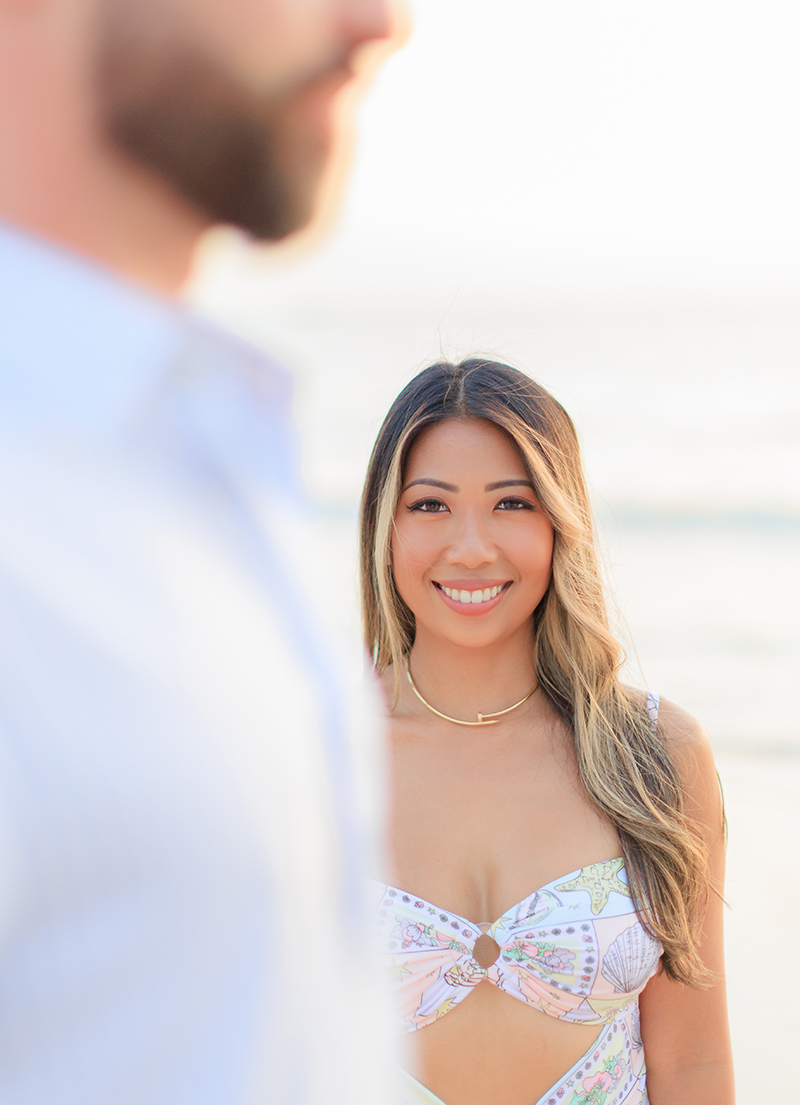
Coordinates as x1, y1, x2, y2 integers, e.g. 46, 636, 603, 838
360, 360, 732, 1105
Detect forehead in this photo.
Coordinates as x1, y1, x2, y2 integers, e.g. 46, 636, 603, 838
404, 418, 528, 479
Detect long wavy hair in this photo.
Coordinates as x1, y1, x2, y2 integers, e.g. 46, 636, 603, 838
360, 358, 711, 985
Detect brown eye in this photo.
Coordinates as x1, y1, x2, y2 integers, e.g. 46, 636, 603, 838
496, 497, 535, 511
409, 498, 448, 513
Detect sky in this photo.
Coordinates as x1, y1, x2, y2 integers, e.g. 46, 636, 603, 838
191, 0, 800, 514
189, 0, 800, 746
193, 11, 799, 1070
298, 0, 800, 300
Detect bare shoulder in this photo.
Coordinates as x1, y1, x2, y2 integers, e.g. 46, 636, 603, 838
622, 686, 722, 839
653, 694, 715, 773
653, 694, 724, 843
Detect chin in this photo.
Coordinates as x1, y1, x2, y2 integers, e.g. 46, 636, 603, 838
265, 110, 339, 231
428, 623, 510, 651
272, 150, 331, 235
96, 25, 345, 244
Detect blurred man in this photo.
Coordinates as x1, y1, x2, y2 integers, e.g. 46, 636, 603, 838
0, 0, 395, 1101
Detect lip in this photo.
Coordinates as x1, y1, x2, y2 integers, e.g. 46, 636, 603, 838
301, 63, 354, 101
432, 579, 512, 616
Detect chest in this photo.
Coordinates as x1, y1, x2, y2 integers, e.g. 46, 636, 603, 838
386, 718, 620, 920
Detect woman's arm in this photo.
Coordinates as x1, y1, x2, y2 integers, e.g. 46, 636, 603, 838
638, 696, 734, 1105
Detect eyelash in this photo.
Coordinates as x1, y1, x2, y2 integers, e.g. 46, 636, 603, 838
407, 498, 448, 513
407, 497, 536, 513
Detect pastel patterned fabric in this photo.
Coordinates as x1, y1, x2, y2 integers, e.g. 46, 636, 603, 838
377, 693, 663, 1105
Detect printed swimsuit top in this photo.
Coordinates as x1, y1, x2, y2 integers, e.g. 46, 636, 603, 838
373, 693, 664, 1034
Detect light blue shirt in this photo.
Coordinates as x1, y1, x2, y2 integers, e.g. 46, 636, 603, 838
0, 224, 390, 1104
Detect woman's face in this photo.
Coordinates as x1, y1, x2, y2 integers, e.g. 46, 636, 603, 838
391, 418, 555, 650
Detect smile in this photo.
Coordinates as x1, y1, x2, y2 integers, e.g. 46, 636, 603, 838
432, 580, 512, 611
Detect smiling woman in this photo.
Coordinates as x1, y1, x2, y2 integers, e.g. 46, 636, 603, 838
359, 359, 733, 1105
392, 420, 554, 650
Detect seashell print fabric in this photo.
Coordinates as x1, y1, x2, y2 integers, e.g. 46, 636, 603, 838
379, 695, 663, 1104
374, 859, 662, 1033
376, 860, 661, 1104
601, 924, 662, 995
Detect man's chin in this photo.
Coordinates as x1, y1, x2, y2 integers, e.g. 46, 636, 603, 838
96, 32, 347, 243
252, 139, 333, 240
259, 75, 362, 240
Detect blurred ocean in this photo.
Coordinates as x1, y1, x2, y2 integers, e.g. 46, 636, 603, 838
189, 257, 800, 1103
187, 0, 800, 752
190, 264, 800, 754
190, 3, 800, 1093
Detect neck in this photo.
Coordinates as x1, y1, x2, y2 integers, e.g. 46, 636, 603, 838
407, 628, 537, 723
0, 140, 209, 297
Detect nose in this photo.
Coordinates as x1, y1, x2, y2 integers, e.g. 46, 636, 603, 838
444, 513, 498, 570
341, 0, 399, 47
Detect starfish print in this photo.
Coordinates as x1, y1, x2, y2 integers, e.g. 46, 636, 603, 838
388, 958, 411, 981
554, 858, 631, 914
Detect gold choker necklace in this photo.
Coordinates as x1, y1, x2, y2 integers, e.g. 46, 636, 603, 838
406, 663, 538, 727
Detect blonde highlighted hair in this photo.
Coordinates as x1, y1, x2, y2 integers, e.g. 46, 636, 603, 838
360, 358, 711, 985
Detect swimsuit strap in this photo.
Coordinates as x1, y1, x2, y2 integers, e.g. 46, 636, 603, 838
646, 691, 660, 732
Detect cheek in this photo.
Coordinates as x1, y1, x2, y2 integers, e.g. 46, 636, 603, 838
389, 539, 412, 608
390, 522, 434, 592
517, 524, 555, 582
187, 0, 332, 90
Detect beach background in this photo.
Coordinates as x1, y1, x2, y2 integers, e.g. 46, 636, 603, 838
190, 0, 800, 1098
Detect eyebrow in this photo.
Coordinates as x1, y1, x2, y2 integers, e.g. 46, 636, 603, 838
402, 478, 535, 493
403, 478, 458, 492
484, 479, 535, 491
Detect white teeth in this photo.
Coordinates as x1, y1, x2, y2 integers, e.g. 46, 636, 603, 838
439, 584, 507, 604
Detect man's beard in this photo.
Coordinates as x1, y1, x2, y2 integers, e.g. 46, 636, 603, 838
93, 7, 341, 240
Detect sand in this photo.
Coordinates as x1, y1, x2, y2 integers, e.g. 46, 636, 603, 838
718, 750, 800, 1102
